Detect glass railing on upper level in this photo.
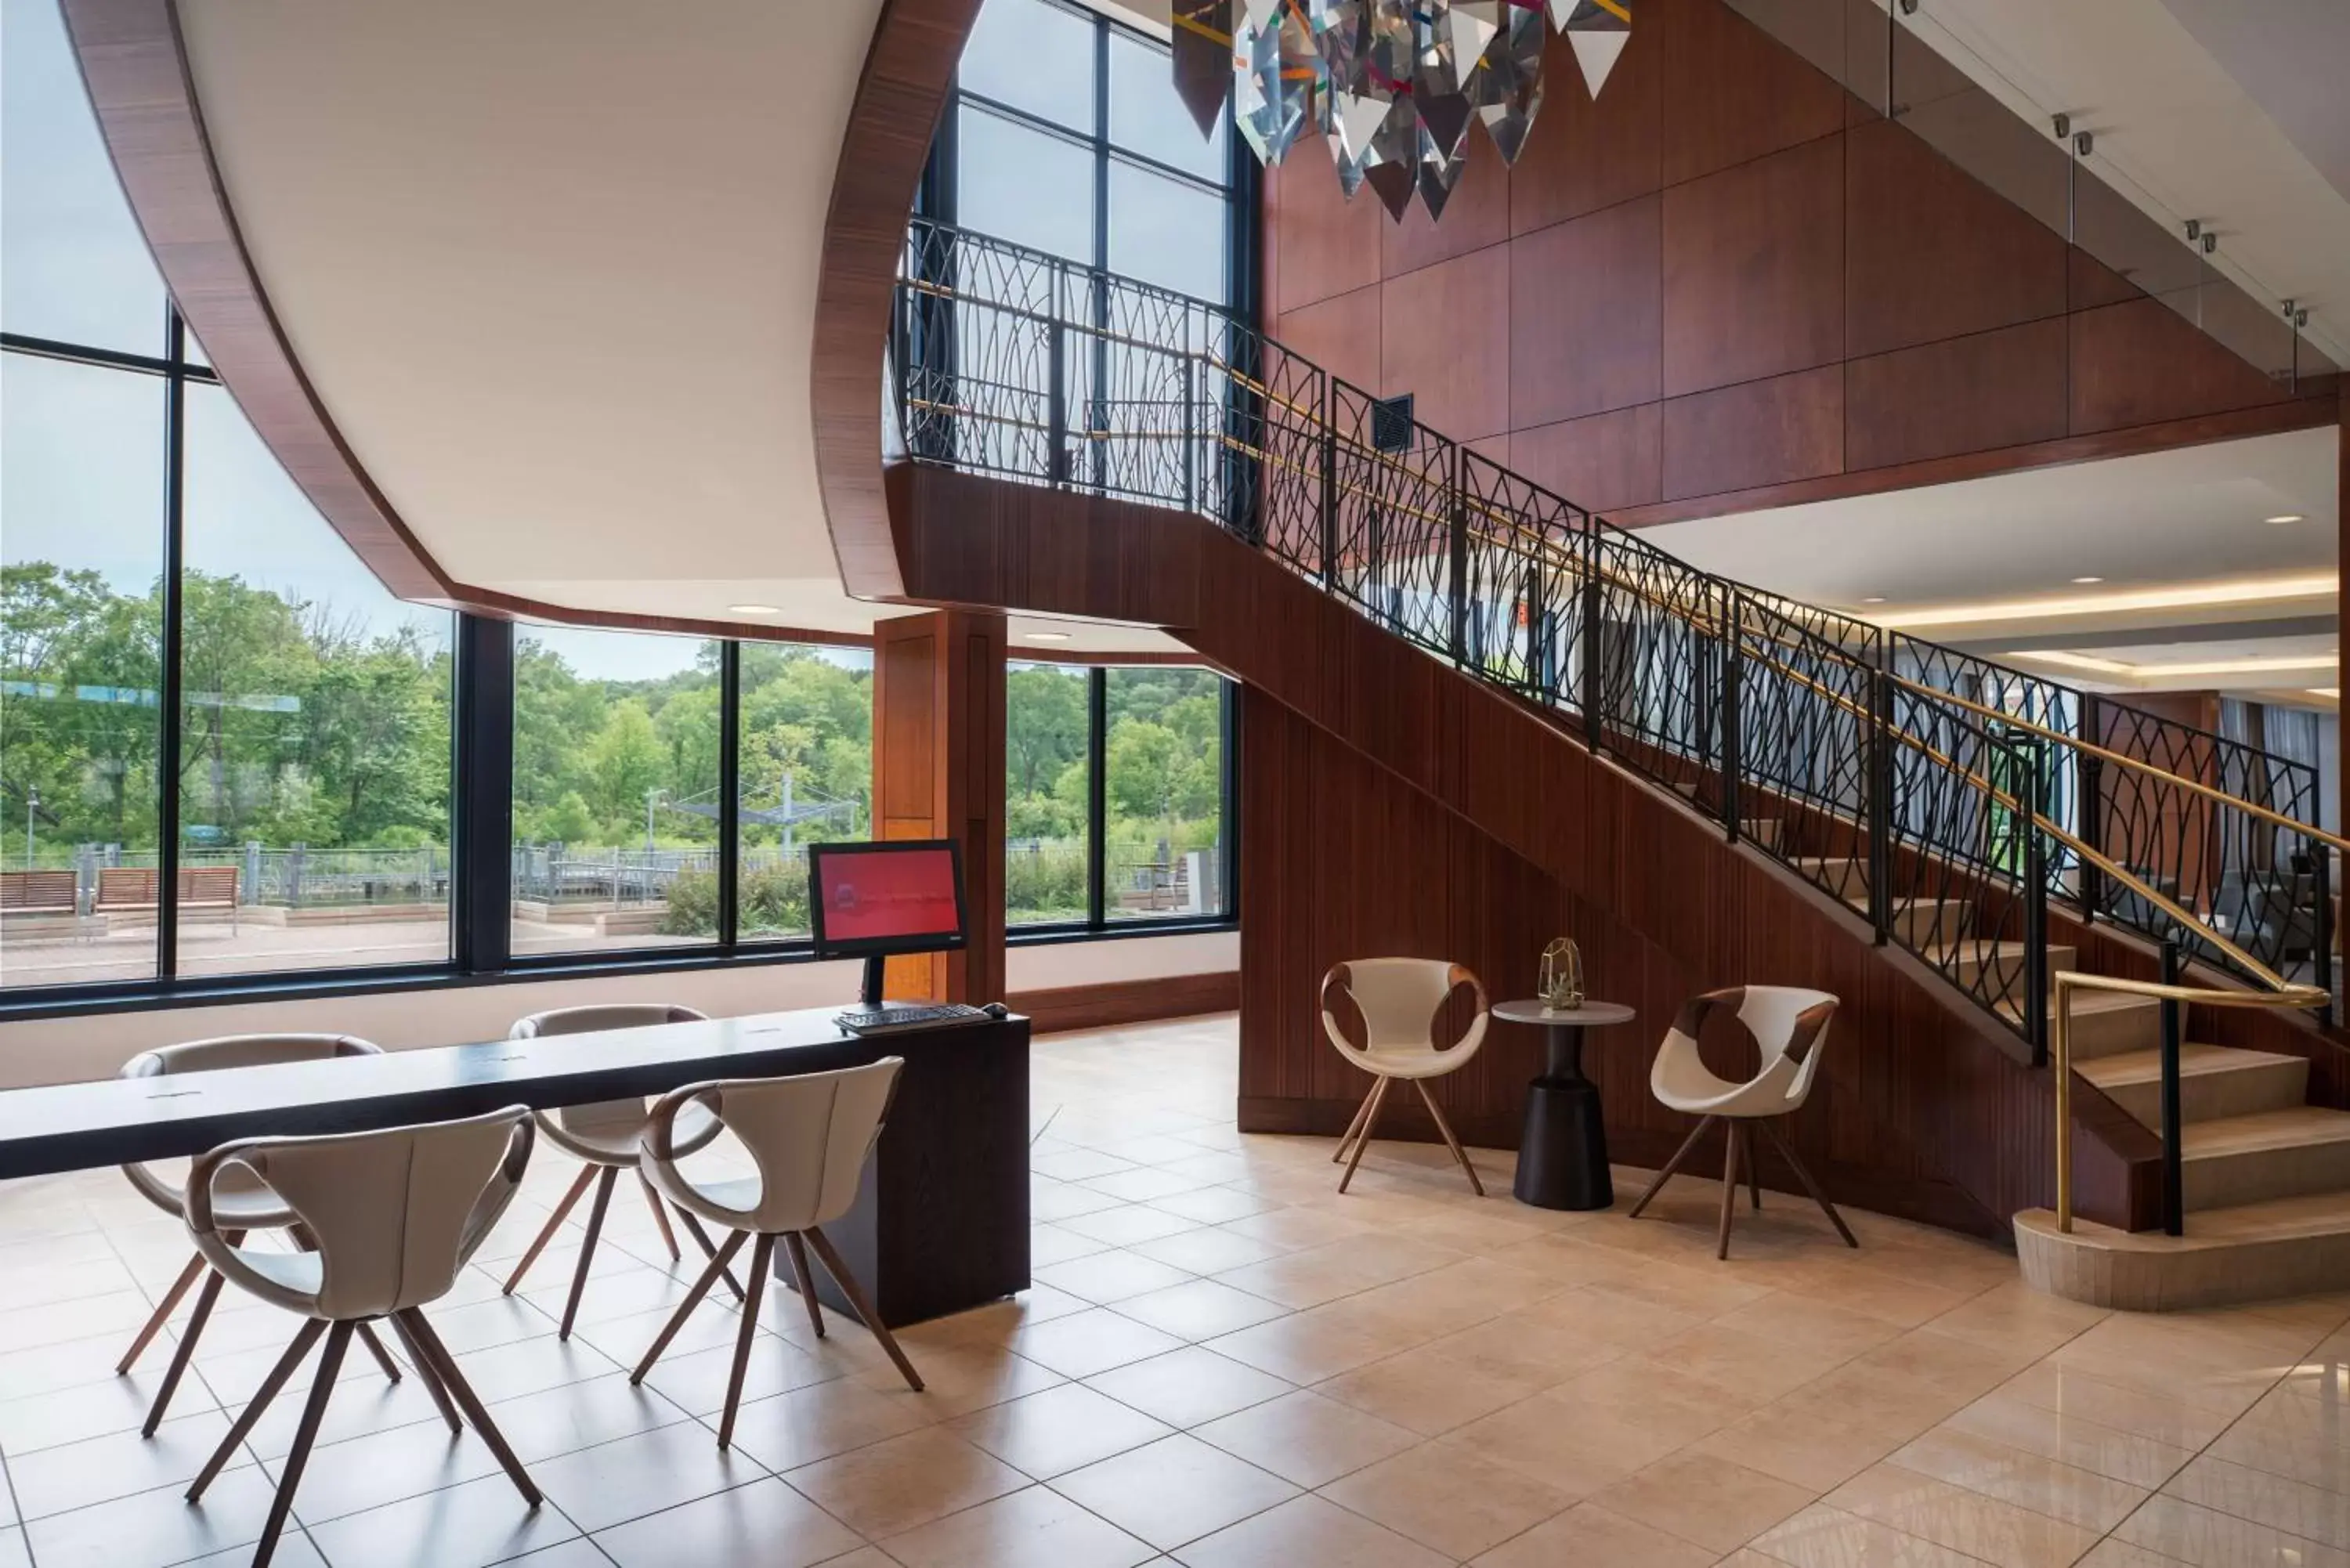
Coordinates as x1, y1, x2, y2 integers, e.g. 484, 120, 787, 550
1723, 0, 2341, 391
891, 216, 2340, 1057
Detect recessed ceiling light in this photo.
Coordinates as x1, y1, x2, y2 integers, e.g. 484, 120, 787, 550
1860, 596, 1886, 605
2312, 687, 2341, 699
726, 603, 781, 616
1025, 631, 1073, 642
2070, 576, 2104, 585
2265, 514, 2307, 525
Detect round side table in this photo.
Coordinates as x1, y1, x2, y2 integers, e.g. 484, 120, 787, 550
1494, 999, 1636, 1211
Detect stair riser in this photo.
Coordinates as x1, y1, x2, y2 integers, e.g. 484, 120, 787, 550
2016, 1211, 2350, 1310
1741, 821, 1782, 851
2186, 1139, 2350, 1210
1948, 945, 2079, 996
2063, 1003, 2163, 1061
1888, 901, 1971, 948
2101, 1059, 2312, 1129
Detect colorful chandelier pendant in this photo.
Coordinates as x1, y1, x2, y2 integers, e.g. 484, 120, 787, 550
1171, 0, 1632, 222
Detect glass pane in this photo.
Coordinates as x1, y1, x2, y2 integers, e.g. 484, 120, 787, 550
1, 0, 169, 352
1, 352, 164, 988
1006, 662, 1090, 925
1103, 666, 1224, 920
177, 384, 455, 977
1109, 162, 1226, 302
512, 627, 721, 955
959, 106, 1096, 266
737, 642, 873, 941
960, 0, 1096, 132
1110, 31, 1227, 182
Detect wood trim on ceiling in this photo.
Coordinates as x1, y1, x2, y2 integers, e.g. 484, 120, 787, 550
56, 0, 870, 649
812, 0, 984, 602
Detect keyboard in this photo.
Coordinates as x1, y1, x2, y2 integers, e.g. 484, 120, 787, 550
834, 1003, 992, 1035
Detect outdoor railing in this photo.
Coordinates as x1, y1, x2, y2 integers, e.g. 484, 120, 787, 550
891, 216, 2339, 1062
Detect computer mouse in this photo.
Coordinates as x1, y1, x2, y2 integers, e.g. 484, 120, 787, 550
982, 1001, 1010, 1020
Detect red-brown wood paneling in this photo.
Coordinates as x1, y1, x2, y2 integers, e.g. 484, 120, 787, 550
1273, 284, 1385, 401
2070, 298, 2293, 435
1661, 135, 1847, 397
1661, 364, 1846, 499
1271, 136, 1386, 316
1655, 0, 1846, 188
1509, 17, 1665, 235
1383, 139, 1512, 278
1382, 245, 1513, 441
1510, 405, 1665, 513
1508, 195, 1662, 427
1846, 318, 2070, 471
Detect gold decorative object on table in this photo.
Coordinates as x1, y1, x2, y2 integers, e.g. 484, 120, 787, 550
1538, 938, 1584, 1013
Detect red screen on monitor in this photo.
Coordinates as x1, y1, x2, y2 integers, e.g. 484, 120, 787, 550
814, 846, 963, 946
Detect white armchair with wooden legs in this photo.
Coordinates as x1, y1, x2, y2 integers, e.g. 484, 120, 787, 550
1320, 959, 1490, 1196
180, 1107, 543, 1568
1625, 985, 1855, 1259
631, 1059, 925, 1450
498, 1003, 745, 1336
114, 1033, 408, 1435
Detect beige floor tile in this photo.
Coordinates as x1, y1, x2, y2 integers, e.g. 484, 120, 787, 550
1317, 1339, 1545, 1435
783, 1425, 1030, 1539
257, 1408, 506, 1526
1167, 1492, 1448, 1568
1112, 1279, 1292, 1341
910, 1285, 1094, 1349
1927, 1281, 2110, 1357
2073, 1539, 2199, 1568
1996, 1362, 2243, 1451
1892, 1423, 2149, 1533
2, 1407, 241, 1520
1644, 1319, 1855, 1407
1511, 1283, 1712, 1353
1011, 1307, 1187, 1379
591, 1476, 866, 1568
1149, 1187, 1282, 1226
1202, 1309, 1399, 1385
1061, 1205, 1204, 1248
302, 1469, 580, 1568
1712, 1288, 1911, 1362
851, 1339, 1063, 1418
1129, 1226, 1289, 1277
1036, 1251, 1199, 1306
1447, 1390, 1678, 1498
1192, 1389, 1419, 1488
1320, 1438, 1574, 1559
1470, 1500, 1719, 1568
24, 1469, 297, 1568
1031, 1222, 1117, 1268
1827, 1461, 2104, 1568
1593, 1448, 1817, 1554
1417, 1306, 1631, 1389
1082, 1346, 1292, 1429
880, 1483, 1156, 1568
1750, 1501, 1986, 1568
2162, 1454, 2350, 1549
1943, 1389, 2195, 1490
2207, 1390, 2350, 1494
2116, 1492, 2350, 1568
530, 1419, 760, 1534
1051, 1433, 1299, 1551
950, 1382, 1173, 1479
1853, 1328, 2041, 1405
716, 1373, 931, 1474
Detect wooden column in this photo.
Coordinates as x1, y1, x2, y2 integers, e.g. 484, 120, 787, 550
870, 610, 1007, 1003
2339, 382, 2348, 847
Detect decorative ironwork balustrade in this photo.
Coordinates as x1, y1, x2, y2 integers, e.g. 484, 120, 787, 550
891, 216, 2337, 1054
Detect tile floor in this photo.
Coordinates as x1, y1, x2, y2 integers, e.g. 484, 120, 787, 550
0, 1013, 2344, 1568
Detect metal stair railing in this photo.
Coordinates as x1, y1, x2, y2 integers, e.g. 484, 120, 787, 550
890, 217, 2345, 1064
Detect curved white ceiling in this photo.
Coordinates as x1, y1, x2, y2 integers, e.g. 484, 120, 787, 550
177, 0, 1181, 655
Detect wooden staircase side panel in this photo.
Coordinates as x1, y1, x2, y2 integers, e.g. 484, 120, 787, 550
889, 461, 2156, 1234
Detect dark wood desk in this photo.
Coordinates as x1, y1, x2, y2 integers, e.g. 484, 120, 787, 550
0, 1009, 1031, 1328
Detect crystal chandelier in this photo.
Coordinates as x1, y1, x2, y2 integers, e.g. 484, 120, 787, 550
1173, 0, 1633, 222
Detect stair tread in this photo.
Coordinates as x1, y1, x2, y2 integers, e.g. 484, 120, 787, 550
1997, 989, 2157, 1023
2019, 1189, 2350, 1251
2076, 1042, 2306, 1087
2179, 1106, 2350, 1159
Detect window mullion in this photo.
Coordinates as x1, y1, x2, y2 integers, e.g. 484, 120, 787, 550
156, 306, 187, 981
718, 641, 741, 949
1087, 667, 1108, 930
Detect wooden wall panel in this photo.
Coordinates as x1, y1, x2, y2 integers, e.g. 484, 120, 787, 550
1256, 0, 2338, 529
1509, 196, 1662, 428
1661, 136, 1846, 397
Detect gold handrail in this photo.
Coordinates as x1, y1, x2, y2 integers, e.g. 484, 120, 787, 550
2052, 970, 2327, 1232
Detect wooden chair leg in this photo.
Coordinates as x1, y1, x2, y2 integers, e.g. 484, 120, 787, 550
1337, 1078, 1392, 1195
188, 1319, 326, 1501
782, 1232, 826, 1339
142, 1227, 241, 1437
804, 1227, 923, 1393
1747, 1124, 1763, 1212
398, 1308, 541, 1506
251, 1319, 353, 1568
631, 1229, 748, 1385
674, 1205, 747, 1302
1716, 1122, 1744, 1261
1759, 1119, 1858, 1248
387, 1312, 462, 1434
1331, 1078, 1380, 1165
638, 1169, 682, 1262
1627, 1117, 1715, 1219
718, 1235, 775, 1451
501, 1164, 597, 1295
117, 1252, 204, 1373
558, 1166, 619, 1341
1412, 1079, 1485, 1197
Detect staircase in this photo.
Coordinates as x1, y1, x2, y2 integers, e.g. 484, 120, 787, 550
891, 215, 2350, 1308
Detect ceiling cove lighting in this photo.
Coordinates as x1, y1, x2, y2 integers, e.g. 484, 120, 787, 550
2312, 688, 2341, 699
1172, 0, 1632, 224
2070, 576, 2105, 584
2266, 514, 2308, 525
2015, 650, 2341, 680
1869, 573, 2337, 630
1025, 631, 1074, 642
726, 604, 782, 616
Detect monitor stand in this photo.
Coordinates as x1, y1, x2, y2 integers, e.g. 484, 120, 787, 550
861, 954, 886, 1010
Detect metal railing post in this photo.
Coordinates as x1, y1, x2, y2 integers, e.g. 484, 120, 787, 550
1448, 446, 1470, 666
1319, 376, 1337, 588
2023, 738, 2050, 1064
1180, 353, 1197, 515
2315, 844, 2335, 1027
1524, 562, 1549, 701
1720, 587, 1743, 842
1867, 631, 1893, 945
2158, 937, 2185, 1235
2077, 692, 2105, 923
1047, 262, 1069, 486
1581, 518, 1605, 755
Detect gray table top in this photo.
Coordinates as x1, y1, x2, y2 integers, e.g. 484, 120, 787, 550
1491, 999, 1638, 1028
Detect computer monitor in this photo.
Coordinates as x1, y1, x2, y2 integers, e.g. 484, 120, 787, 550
808, 840, 968, 1006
